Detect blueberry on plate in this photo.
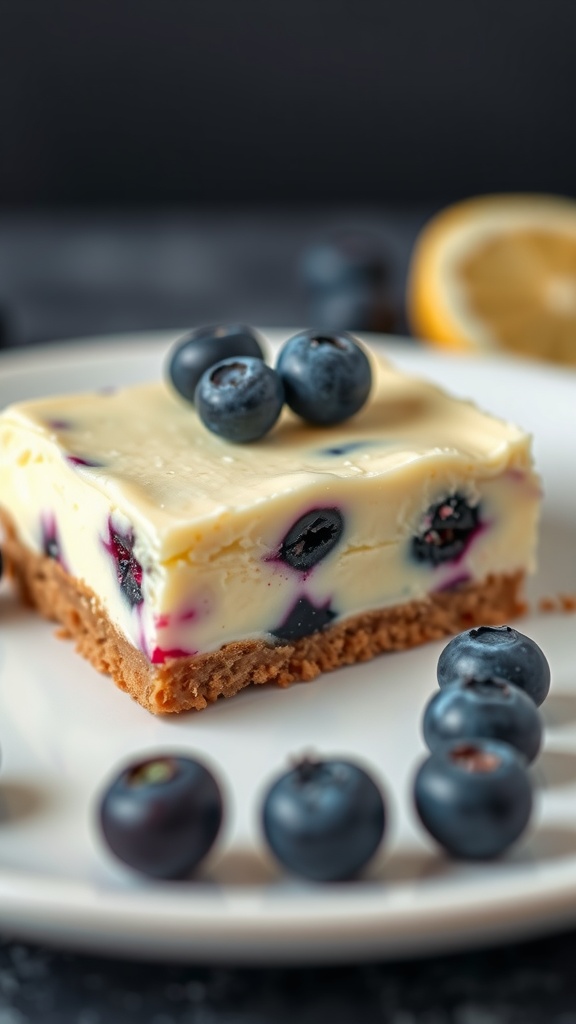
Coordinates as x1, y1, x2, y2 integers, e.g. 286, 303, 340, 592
437, 625, 550, 706
98, 754, 224, 879
261, 756, 386, 881
276, 330, 372, 426
414, 739, 533, 859
195, 356, 285, 443
423, 676, 543, 763
167, 324, 265, 403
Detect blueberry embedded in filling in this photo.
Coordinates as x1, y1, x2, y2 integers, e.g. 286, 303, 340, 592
318, 441, 371, 457
271, 596, 337, 641
279, 508, 344, 572
411, 494, 480, 567
66, 455, 103, 468
103, 519, 144, 608
41, 514, 62, 562
47, 418, 72, 431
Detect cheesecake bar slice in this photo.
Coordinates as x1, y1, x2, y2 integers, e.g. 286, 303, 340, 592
0, 352, 541, 714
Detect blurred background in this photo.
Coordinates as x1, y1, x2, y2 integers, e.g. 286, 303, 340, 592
0, 0, 575, 349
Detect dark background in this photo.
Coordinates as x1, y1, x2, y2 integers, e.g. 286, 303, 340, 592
1, 0, 575, 346
1, 0, 575, 208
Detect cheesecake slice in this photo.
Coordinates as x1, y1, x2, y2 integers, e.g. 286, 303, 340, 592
0, 351, 541, 714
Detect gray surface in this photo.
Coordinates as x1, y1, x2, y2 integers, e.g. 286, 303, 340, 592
1, 927, 576, 1023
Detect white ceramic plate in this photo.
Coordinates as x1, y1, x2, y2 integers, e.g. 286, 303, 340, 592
1, 330, 576, 964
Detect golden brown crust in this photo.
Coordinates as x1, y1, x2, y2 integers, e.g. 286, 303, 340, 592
0, 509, 526, 715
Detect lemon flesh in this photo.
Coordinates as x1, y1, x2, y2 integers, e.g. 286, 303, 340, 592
408, 195, 576, 365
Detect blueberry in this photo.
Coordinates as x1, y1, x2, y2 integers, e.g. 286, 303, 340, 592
66, 455, 103, 468
300, 233, 389, 292
195, 357, 285, 443
437, 625, 551, 706
318, 441, 371, 457
167, 324, 265, 403
414, 739, 533, 859
99, 754, 224, 879
271, 596, 337, 641
279, 508, 344, 571
262, 756, 386, 881
276, 330, 372, 425
41, 515, 62, 562
308, 282, 397, 334
411, 494, 480, 567
44, 536, 59, 560
423, 677, 543, 763
103, 520, 143, 608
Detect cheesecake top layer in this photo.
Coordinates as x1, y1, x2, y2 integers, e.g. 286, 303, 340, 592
0, 356, 532, 531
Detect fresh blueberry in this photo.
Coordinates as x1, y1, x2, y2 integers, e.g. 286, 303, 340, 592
271, 596, 337, 641
262, 756, 386, 881
437, 625, 551, 706
195, 356, 285, 443
167, 324, 265, 403
99, 754, 224, 879
423, 676, 543, 763
103, 520, 144, 608
411, 494, 480, 567
414, 739, 533, 859
279, 508, 344, 572
276, 330, 372, 426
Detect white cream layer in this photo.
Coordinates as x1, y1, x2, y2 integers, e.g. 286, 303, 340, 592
0, 355, 541, 661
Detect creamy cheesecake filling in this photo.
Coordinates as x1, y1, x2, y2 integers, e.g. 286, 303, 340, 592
0, 357, 541, 661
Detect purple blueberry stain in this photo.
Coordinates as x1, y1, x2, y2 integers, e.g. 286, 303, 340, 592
411, 494, 482, 568
102, 517, 144, 608
146, 612, 199, 664
47, 418, 72, 431
271, 595, 338, 641
150, 645, 196, 665
179, 607, 199, 623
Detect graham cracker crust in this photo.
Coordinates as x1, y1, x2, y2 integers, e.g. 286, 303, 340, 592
0, 509, 526, 715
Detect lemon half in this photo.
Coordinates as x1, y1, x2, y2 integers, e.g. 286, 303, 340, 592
407, 194, 576, 364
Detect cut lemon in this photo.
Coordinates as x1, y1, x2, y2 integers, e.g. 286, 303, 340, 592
407, 194, 576, 365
